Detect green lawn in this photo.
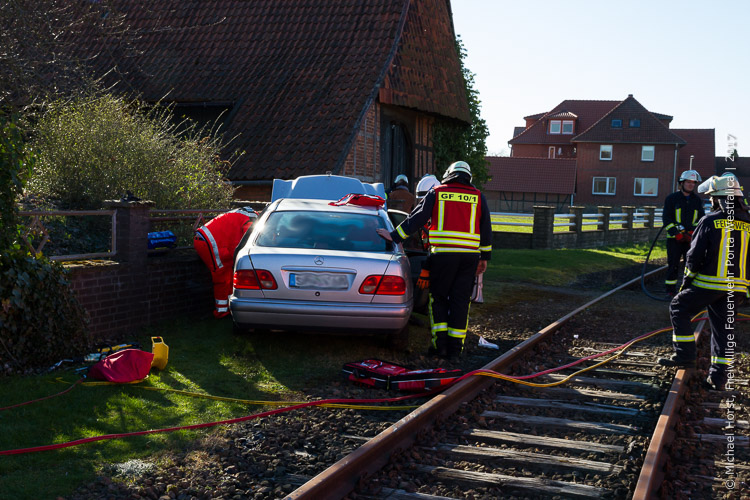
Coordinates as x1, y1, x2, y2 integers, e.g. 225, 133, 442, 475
0, 240, 666, 497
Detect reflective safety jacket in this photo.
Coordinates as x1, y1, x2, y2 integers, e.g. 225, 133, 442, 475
195, 207, 257, 271
390, 180, 492, 261
663, 191, 704, 238
685, 206, 750, 295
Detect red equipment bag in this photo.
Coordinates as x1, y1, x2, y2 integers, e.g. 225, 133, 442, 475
329, 193, 386, 208
88, 349, 154, 383
342, 359, 462, 392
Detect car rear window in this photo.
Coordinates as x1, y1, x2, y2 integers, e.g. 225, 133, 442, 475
256, 211, 392, 252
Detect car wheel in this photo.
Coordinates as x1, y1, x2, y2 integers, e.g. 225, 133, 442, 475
385, 325, 409, 350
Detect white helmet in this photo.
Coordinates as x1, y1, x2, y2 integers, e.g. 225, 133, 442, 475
443, 161, 472, 182
698, 173, 743, 197
394, 174, 409, 186
416, 174, 440, 198
679, 170, 702, 183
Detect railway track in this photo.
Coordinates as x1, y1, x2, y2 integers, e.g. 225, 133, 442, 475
287, 268, 749, 499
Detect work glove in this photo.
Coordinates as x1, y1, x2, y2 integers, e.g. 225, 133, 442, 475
416, 268, 430, 289
675, 231, 688, 243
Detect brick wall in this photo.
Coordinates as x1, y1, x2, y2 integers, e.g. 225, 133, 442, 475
342, 103, 381, 182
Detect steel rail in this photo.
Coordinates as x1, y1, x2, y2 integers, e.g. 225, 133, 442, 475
288, 266, 667, 499
632, 314, 708, 500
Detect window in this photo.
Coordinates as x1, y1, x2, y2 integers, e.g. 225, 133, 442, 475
593, 177, 616, 195
549, 120, 561, 134
600, 144, 613, 160
611, 119, 622, 128
629, 119, 640, 127
562, 120, 575, 134
634, 178, 658, 196
641, 145, 655, 161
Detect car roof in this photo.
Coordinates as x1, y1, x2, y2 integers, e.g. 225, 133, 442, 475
273, 198, 386, 215
271, 174, 385, 202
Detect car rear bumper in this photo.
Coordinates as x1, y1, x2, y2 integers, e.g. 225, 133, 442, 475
229, 296, 412, 332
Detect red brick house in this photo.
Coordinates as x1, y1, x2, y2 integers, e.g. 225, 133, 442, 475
498, 95, 715, 209
79, 0, 470, 200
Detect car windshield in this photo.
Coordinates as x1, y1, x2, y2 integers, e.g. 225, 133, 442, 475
256, 211, 391, 252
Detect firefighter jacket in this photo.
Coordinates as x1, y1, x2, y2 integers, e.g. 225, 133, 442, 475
663, 191, 704, 237
195, 207, 257, 271
684, 205, 750, 296
389, 180, 492, 261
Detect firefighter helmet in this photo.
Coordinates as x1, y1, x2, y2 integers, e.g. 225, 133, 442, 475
416, 174, 440, 198
679, 170, 702, 183
697, 173, 743, 197
394, 174, 409, 186
443, 161, 472, 182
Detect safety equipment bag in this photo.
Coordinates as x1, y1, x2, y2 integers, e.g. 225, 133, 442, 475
88, 349, 155, 383
342, 359, 462, 391
329, 193, 386, 209
147, 231, 177, 250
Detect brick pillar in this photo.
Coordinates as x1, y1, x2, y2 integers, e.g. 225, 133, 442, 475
532, 206, 555, 249
622, 206, 635, 229
104, 200, 154, 266
597, 206, 612, 234
643, 206, 657, 228
569, 206, 584, 234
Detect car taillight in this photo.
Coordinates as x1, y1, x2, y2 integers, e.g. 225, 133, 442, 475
233, 269, 278, 290
358, 275, 406, 295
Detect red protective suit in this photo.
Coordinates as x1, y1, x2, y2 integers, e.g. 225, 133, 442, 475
194, 207, 257, 318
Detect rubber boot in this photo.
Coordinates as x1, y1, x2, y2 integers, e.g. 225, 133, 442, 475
446, 336, 463, 360
428, 332, 448, 358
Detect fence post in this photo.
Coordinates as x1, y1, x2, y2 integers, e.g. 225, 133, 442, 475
532, 206, 555, 249
569, 206, 584, 234
643, 206, 657, 228
597, 206, 612, 236
103, 200, 154, 267
622, 206, 635, 230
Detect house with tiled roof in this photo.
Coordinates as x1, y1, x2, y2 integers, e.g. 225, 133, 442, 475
491, 95, 716, 209
79, 0, 469, 200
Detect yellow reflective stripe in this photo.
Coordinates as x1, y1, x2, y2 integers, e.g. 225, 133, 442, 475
437, 198, 446, 231
692, 211, 698, 225
740, 230, 749, 285
447, 328, 466, 339
664, 279, 678, 285
430, 237, 480, 246
676, 208, 682, 224
430, 230, 480, 241
431, 322, 447, 333
692, 280, 748, 293
672, 334, 695, 342
718, 224, 730, 278
694, 274, 750, 286
711, 356, 730, 365
665, 223, 675, 231
431, 247, 480, 254
469, 200, 478, 236
396, 226, 408, 239
684, 268, 697, 278
479, 245, 492, 252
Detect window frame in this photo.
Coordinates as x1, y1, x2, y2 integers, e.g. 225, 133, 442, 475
562, 120, 575, 134
549, 120, 561, 134
641, 145, 655, 162
592, 176, 616, 195
634, 177, 659, 197
599, 144, 613, 160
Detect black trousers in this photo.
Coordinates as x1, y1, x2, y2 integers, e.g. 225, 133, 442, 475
665, 238, 690, 292
428, 252, 479, 353
669, 285, 734, 385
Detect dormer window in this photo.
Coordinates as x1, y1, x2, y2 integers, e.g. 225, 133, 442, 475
611, 119, 623, 128
549, 120, 561, 134
562, 120, 574, 134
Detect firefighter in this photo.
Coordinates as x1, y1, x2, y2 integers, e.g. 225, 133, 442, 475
663, 170, 705, 296
376, 161, 492, 359
658, 173, 750, 391
387, 174, 416, 213
194, 207, 257, 318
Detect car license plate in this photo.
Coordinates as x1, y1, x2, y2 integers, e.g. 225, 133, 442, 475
290, 272, 348, 289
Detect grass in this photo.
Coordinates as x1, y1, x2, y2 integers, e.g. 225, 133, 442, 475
0, 240, 667, 497
490, 213, 663, 233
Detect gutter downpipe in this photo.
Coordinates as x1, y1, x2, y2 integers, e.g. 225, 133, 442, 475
672, 144, 678, 191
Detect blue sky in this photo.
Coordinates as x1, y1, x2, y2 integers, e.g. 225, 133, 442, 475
451, 1, 749, 157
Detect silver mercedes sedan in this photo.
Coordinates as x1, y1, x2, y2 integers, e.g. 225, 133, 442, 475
229, 177, 413, 347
